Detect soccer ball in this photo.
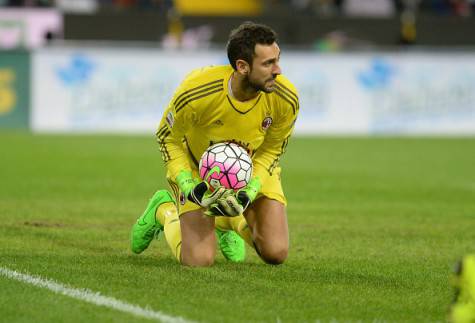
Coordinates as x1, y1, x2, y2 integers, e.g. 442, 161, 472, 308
199, 142, 253, 191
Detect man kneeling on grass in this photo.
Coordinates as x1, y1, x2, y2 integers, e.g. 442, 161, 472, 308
130, 21, 299, 267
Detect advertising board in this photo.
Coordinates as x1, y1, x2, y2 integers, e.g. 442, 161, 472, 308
0, 51, 30, 129
32, 48, 475, 135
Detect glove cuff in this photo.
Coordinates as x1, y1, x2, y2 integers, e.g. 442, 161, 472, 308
243, 176, 261, 202
235, 176, 261, 211
190, 181, 212, 205
176, 170, 196, 197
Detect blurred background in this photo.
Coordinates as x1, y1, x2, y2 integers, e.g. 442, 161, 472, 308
1, 0, 475, 135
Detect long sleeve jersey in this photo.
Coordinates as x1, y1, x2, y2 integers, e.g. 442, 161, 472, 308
156, 65, 299, 185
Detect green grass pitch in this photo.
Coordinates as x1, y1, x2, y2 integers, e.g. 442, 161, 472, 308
0, 132, 474, 322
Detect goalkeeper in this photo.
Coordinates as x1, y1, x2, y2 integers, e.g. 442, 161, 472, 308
130, 21, 299, 266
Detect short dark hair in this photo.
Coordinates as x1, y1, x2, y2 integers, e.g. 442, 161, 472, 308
226, 22, 278, 70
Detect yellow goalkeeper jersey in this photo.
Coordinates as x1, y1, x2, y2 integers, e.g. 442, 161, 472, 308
156, 64, 299, 184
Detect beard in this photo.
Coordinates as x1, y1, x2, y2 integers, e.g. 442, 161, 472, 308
246, 74, 277, 93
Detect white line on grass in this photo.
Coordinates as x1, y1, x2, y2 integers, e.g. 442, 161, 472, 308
0, 266, 195, 323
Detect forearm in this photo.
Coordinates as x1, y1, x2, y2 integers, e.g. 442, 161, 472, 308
252, 134, 290, 181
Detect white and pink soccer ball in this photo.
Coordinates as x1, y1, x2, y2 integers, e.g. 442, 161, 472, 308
199, 142, 253, 191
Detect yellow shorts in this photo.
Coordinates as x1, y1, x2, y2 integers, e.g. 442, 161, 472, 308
167, 165, 286, 217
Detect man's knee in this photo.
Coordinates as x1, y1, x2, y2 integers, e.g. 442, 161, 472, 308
179, 209, 216, 267
256, 241, 288, 265
181, 248, 215, 267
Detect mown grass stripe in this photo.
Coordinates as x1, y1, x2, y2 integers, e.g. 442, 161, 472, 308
0, 267, 195, 323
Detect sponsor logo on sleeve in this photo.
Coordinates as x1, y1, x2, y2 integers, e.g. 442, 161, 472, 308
179, 192, 186, 205
166, 111, 175, 128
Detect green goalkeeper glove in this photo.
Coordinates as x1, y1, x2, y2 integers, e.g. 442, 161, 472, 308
205, 177, 261, 217
176, 170, 231, 208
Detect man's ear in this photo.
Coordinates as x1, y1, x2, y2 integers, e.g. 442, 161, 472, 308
236, 59, 250, 75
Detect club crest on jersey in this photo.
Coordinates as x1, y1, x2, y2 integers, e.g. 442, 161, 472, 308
262, 117, 273, 131
166, 111, 175, 128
